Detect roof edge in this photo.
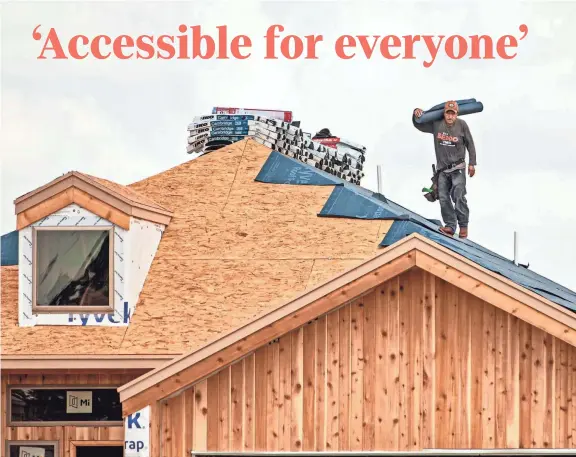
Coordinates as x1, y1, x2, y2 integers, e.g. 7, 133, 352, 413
0, 354, 177, 370
15, 176, 173, 229
411, 235, 576, 323
14, 171, 173, 218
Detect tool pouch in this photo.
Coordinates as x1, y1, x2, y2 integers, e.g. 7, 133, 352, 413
423, 164, 439, 202
424, 189, 437, 202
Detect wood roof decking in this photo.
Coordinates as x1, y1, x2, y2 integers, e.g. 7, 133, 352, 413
77, 172, 172, 213
0, 139, 391, 356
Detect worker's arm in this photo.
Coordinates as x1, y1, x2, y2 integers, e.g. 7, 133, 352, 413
412, 109, 434, 134
462, 121, 477, 166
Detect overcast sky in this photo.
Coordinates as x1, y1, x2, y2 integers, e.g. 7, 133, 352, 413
2, 0, 575, 291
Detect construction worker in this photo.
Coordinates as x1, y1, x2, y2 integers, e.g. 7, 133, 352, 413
412, 100, 477, 239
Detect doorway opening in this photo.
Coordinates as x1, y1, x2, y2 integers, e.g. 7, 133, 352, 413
70, 440, 123, 457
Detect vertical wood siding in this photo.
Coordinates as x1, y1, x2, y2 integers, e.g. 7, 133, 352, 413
1, 370, 145, 457
159, 268, 576, 455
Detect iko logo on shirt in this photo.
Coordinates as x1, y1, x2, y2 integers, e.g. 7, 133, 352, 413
437, 132, 459, 147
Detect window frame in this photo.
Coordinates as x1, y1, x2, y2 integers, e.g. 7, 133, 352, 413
31, 226, 115, 314
70, 440, 124, 457
7, 384, 124, 427
5, 440, 60, 457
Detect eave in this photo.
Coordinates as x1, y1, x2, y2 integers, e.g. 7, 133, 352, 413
0, 354, 177, 370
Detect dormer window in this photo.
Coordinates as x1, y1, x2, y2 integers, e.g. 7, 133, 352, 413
32, 226, 114, 313
12, 171, 173, 326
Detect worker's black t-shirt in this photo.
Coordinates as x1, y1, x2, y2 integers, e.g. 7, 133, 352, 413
412, 116, 477, 170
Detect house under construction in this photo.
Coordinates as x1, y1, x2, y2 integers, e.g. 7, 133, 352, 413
1, 122, 576, 457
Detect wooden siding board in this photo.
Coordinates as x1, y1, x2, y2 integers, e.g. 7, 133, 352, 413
361, 291, 376, 451
398, 272, 411, 450
206, 374, 220, 451
278, 334, 292, 451
315, 316, 327, 451
254, 346, 267, 450
243, 354, 255, 451
326, 310, 340, 451
350, 298, 364, 450
421, 271, 435, 449
193, 379, 208, 451
290, 327, 304, 451
230, 361, 244, 451
302, 321, 316, 450
338, 304, 351, 450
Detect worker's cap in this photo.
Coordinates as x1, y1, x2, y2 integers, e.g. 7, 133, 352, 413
444, 100, 459, 114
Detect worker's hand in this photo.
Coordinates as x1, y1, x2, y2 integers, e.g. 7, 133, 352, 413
468, 165, 476, 177
414, 108, 423, 118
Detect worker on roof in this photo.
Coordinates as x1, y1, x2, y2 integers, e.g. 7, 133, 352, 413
412, 100, 477, 239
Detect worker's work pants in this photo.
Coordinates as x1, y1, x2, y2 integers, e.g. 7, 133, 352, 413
438, 168, 469, 231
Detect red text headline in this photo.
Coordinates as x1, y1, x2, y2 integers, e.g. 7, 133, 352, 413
32, 23, 529, 68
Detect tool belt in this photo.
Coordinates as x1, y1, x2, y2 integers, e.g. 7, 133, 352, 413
423, 158, 465, 202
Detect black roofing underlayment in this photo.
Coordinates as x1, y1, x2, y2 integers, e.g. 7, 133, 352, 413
256, 150, 576, 312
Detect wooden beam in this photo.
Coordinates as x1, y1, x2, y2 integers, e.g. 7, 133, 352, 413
415, 250, 576, 348
16, 187, 131, 230
72, 187, 131, 229
16, 188, 74, 229
121, 250, 417, 416
0, 354, 175, 370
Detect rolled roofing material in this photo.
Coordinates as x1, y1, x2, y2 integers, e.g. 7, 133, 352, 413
428, 98, 477, 111
255, 150, 342, 186
187, 109, 367, 184
415, 100, 484, 124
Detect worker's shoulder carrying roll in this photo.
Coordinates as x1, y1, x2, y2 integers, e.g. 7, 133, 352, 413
414, 98, 484, 124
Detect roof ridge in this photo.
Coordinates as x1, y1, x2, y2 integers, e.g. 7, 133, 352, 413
74, 171, 171, 212
127, 138, 254, 188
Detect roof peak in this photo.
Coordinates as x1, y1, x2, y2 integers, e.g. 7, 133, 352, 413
14, 169, 173, 230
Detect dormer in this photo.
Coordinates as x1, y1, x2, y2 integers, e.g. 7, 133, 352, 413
13, 171, 173, 327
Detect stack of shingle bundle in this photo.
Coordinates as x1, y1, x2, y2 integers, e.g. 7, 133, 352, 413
186, 115, 255, 154
186, 107, 366, 185
252, 120, 366, 185
187, 107, 294, 156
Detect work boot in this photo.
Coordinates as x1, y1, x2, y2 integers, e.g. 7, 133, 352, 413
459, 227, 468, 239
439, 226, 455, 236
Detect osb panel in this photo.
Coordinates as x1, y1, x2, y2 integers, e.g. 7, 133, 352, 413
119, 259, 314, 354
305, 259, 367, 290
2, 139, 391, 355
79, 172, 170, 211
0, 266, 126, 355
1, 371, 143, 457
159, 270, 576, 454
120, 139, 388, 354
